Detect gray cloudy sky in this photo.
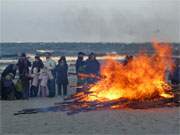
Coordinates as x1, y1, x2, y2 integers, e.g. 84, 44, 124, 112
0, 0, 180, 42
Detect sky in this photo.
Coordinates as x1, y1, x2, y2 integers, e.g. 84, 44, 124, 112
0, 0, 180, 42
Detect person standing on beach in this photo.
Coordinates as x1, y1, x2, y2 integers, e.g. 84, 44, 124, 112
30, 68, 39, 97
55, 56, 69, 97
1, 64, 17, 79
170, 58, 180, 85
17, 53, 31, 99
29, 55, 43, 97
38, 67, 52, 97
44, 53, 56, 97
85, 53, 100, 84
1, 64, 17, 100
31, 55, 44, 73
1, 73, 16, 100
75, 52, 86, 92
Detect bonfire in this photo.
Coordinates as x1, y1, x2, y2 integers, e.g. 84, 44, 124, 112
77, 42, 174, 101
15, 42, 179, 115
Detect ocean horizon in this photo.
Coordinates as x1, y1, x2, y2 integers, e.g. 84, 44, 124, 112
1, 42, 179, 57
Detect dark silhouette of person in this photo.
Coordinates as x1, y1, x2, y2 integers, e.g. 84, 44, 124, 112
17, 53, 31, 99
170, 58, 180, 85
1, 64, 17, 100
55, 56, 69, 96
85, 53, 100, 84
31, 55, 44, 73
75, 52, 86, 92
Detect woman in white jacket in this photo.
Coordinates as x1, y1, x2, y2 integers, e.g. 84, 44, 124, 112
44, 53, 56, 97
38, 67, 53, 97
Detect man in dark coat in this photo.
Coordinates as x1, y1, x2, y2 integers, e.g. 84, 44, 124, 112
85, 53, 100, 84
75, 52, 86, 73
170, 58, 180, 85
75, 52, 86, 92
17, 53, 31, 78
17, 53, 31, 99
55, 56, 68, 96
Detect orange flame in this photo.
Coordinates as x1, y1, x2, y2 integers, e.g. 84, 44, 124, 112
78, 42, 174, 102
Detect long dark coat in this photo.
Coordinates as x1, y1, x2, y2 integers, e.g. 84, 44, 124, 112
55, 64, 68, 84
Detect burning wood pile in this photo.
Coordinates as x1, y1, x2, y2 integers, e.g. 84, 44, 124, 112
52, 92, 178, 115
15, 42, 180, 115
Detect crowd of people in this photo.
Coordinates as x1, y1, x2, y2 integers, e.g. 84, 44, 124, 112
0, 51, 179, 100
0, 52, 100, 100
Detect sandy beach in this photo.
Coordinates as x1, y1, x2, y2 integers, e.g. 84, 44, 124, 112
1, 0, 180, 134
0, 96, 179, 135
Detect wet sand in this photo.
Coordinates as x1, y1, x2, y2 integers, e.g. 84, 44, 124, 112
0, 96, 179, 135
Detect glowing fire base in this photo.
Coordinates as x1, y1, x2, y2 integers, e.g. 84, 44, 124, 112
14, 90, 179, 116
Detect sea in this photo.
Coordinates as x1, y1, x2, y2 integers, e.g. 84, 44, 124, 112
0, 42, 180, 73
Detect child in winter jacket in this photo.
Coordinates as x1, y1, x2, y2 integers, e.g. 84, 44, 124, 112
38, 68, 52, 97
30, 68, 39, 97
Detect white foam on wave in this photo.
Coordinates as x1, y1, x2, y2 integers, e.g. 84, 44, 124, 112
1, 54, 179, 65
36, 49, 54, 53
